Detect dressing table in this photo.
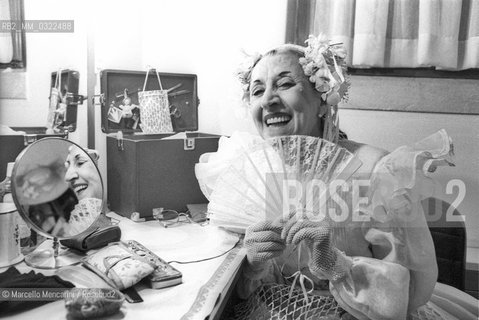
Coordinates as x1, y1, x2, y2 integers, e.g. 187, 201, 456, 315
2, 212, 246, 320
1, 137, 246, 320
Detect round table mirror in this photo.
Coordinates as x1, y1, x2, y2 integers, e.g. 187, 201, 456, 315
11, 138, 104, 268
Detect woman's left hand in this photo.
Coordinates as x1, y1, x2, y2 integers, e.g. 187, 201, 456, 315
281, 219, 344, 281
281, 219, 330, 246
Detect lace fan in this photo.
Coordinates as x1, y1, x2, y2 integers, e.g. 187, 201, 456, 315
67, 198, 103, 236
206, 135, 362, 232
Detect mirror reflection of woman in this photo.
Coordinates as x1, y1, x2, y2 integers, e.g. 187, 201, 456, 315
64, 146, 103, 235
65, 145, 102, 201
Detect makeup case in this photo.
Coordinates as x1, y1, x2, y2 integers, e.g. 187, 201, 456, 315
0, 70, 81, 179
100, 69, 220, 219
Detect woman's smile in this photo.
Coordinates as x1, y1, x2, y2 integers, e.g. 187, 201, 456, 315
264, 113, 292, 127
71, 182, 88, 196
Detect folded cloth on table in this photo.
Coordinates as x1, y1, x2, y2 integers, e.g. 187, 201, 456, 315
0, 266, 74, 316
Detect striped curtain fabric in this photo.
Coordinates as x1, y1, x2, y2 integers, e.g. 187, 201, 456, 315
311, 0, 479, 70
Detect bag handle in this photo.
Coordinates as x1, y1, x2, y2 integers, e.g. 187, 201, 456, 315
142, 68, 164, 92
54, 69, 62, 90
54, 69, 65, 102
54, 69, 60, 88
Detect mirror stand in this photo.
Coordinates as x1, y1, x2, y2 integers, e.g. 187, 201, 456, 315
11, 138, 105, 269
24, 237, 82, 269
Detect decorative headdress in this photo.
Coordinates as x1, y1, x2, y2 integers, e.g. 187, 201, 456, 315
236, 34, 350, 143
299, 34, 350, 105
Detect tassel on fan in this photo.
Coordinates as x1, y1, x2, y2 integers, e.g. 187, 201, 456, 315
205, 135, 362, 233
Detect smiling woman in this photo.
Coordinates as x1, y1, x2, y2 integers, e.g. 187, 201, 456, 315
194, 34, 478, 320
64, 145, 102, 201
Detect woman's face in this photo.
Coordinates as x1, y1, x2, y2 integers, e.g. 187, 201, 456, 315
249, 52, 323, 139
64, 146, 102, 201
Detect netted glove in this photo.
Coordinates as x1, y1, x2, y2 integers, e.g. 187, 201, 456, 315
244, 221, 285, 266
282, 219, 352, 282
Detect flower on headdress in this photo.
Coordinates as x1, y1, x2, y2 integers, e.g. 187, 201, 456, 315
331, 46, 347, 60
298, 34, 350, 104
236, 51, 262, 97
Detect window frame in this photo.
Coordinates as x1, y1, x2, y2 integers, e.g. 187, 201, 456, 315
0, 0, 26, 69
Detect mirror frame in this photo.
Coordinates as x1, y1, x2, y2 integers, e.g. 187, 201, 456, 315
10, 137, 105, 240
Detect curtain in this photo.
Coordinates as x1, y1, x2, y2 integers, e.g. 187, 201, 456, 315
0, 0, 13, 64
310, 0, 479, 70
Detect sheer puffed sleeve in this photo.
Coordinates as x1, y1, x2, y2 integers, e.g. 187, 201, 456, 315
195, 132, 263, 200
326, 130, 454, 320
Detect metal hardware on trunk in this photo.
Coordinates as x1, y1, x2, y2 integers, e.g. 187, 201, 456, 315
184, 137, 195, 151
117, 131, 124, 151
91, 94, 105, 106
65, 93, 87, 105
23, 134, 37, 146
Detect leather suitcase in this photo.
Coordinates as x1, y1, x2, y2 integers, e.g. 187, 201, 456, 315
101, 69, 220, 219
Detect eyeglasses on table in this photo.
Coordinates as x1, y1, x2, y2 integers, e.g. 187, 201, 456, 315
152, 208, 209, 228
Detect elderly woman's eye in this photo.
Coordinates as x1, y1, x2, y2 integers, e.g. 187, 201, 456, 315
251, 88, 264, 97
278, 81, 294, 89
76, 160, 87, 167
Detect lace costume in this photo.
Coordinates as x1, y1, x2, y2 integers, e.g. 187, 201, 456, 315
196, 130, 478, 320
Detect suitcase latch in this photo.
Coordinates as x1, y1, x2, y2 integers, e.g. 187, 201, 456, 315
117, 131, 124, 151
184, 137, 195, 151
24, 134, 37, 146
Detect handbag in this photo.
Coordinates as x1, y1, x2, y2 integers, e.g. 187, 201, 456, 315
60, 214, 121, 252
138, 69, 173, 133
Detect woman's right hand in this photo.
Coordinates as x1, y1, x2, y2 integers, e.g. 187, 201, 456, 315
244, 221, 285, 266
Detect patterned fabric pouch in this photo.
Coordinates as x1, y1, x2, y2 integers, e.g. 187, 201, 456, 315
81, 242, 156, 290
138, 69, 173, 133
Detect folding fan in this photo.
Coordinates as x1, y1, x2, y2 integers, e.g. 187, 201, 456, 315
205, 135, 362, 233
67, 198, 103, 236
